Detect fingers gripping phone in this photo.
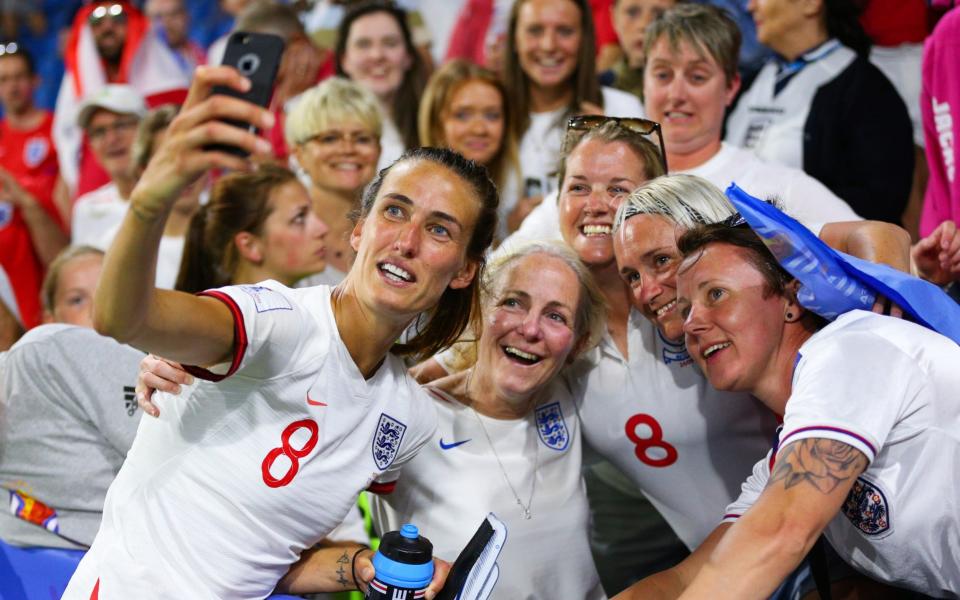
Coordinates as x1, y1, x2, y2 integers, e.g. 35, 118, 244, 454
207, 31, 285, 157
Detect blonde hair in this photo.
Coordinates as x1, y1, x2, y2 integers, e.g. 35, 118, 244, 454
284, 77, 383, 148
418, 59, 520, 192
485, 241, 607, 356
643, 3, 741, 85
614, 174, 736, 232
41, 246, 104, 313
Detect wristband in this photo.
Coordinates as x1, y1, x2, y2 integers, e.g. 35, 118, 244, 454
351, 546, 368, 590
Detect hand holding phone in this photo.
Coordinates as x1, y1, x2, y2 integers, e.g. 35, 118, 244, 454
206, 31, 285, 157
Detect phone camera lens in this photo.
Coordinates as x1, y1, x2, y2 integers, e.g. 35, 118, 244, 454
237, 53, 260, 77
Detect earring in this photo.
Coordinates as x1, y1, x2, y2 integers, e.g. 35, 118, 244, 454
786, 312, 795, 320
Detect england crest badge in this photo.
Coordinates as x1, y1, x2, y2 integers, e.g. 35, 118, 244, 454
372, 413, 407, 470
842, 477, 891, 536
23, 137, 49, 168
535, 401, 569, 451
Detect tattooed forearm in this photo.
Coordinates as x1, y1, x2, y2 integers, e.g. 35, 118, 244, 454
769, 438, 868, 494
335, 550, 350, 589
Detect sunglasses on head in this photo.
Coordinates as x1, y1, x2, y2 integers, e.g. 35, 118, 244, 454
89, 3, 126, 25
566, 114, 669, 174
0, 42, 19, 57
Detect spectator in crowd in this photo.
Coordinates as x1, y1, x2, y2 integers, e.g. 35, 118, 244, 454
725, 0, 913, 224
918, 5, 959, 266
502, 0, 643, 207
614, 219, 960, 598
0, 266, 22, 351
419, 59, 522, 240
286, 77, 381, 286
336, 1, 429, 170
127, 104, 203, 289
0, 43, 68, 329
0, 245, 145, 550
228, 0, 326, 160
515, 4, 861, 245
70, 84, 145, 250
53, 0, 189, 197
600, 0, 676, 98
303, 0, 435, 76
145, 0, 207, 73
206, 0, 255, 65
175, 164, 329, 294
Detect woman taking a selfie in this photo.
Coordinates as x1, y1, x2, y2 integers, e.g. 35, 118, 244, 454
63, 65, 496, 599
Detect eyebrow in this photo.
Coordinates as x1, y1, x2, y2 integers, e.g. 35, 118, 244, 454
383, 193, 464, 229
502, 288, 574, 312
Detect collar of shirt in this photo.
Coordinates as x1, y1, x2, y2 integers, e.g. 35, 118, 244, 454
773, 38, 842, 95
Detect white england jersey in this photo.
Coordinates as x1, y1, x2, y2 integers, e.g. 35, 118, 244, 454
370, 383, 606, 600
570, 310, 777, 548
723, 311, 960, 597
64, 282, 437, 600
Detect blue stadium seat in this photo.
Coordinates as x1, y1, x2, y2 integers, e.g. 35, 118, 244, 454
0, 539, 85, 600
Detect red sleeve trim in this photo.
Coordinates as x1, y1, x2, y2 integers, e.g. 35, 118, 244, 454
182, 290, 248, 382
366, 481, 397, 495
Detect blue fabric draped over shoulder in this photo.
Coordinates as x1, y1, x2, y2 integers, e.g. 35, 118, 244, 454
724, 183, 960, 346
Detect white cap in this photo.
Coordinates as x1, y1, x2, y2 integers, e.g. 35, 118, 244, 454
77, 84, 147, 129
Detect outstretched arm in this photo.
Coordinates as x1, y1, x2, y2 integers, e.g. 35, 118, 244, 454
678, 438, 867, 599
93, 65, 275, 366
819, 220, 912, 273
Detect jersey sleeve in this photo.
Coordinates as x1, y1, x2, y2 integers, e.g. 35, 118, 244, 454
778, 328, 923, 465
722, 452, 772, 523
369, 385, 439, 495
184, 281, 315, 382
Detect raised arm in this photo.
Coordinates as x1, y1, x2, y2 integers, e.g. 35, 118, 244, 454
93, 66, 275, 366
677, 438, 867, 599
819, 220, 912, 273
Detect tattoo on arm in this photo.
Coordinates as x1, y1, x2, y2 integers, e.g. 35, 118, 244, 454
769, 439, 868, 494
336, 550, 350, 589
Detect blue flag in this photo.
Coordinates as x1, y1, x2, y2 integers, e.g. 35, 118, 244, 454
725, 183, 960, 345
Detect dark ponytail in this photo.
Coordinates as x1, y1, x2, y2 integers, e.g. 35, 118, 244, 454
175, 203, 228, 293
824, 0, 871, 56
173, 165, 298, 293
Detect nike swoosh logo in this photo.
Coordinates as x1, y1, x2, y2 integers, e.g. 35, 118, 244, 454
439, 438, 471, 450
306, 394, 327, 407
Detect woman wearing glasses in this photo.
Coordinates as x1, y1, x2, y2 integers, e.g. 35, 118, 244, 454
286, 78, 382, 285
503, 0, 643, 219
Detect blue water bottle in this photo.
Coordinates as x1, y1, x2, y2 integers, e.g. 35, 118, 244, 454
366, 523, 434, 600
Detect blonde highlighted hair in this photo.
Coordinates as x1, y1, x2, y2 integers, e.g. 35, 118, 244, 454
284, 77, 382, 148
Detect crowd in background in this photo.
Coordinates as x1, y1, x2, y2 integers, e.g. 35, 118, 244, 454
1, 0, 959, 598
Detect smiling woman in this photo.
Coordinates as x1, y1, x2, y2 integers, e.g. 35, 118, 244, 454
371, 240, 607, 599
61, 66, 498, 599
286, 77, 382, 283
336, 1, 429, 170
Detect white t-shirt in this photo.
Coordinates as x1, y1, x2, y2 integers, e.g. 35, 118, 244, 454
64, 282, 437, 600
71, 182, 128, 250
518, 87, 644, 200
371, 383, 606, 600
568, 311, 776, 548
723, 310, 960, 597
513, 141, 861, 241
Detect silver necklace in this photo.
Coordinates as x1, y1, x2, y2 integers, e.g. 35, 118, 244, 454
466, 369, 538, 520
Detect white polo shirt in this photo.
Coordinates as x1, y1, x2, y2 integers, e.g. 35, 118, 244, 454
723, 310, 960, 597
64, 282, 437, 600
